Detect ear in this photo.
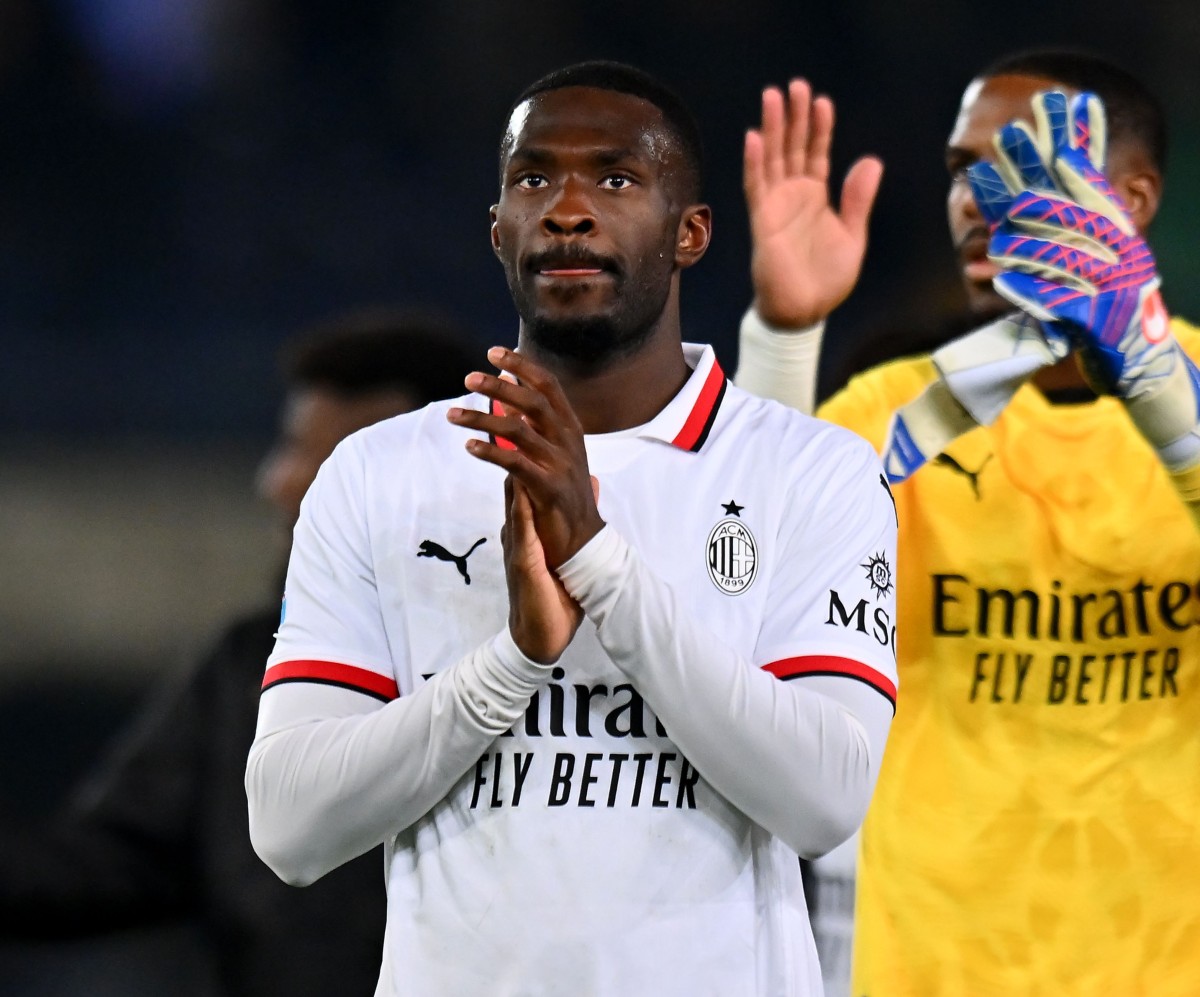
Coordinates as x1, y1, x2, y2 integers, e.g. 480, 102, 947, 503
489, 204, 502, 258
674, 203, 712, 269
1107, 144, 1162, 232
1117, 169, 1162, 233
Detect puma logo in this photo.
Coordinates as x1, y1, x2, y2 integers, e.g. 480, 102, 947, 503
417, 538, 487, 585
934, 453, 992, 499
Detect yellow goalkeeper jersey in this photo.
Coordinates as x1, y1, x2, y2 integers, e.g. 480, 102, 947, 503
819, 318, 1200, 996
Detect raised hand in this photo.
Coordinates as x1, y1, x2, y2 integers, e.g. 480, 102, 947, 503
448, 347, 605, 662
744, 79, 883, 328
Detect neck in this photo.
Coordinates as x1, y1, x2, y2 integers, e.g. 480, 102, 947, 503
517, 303, 691, 435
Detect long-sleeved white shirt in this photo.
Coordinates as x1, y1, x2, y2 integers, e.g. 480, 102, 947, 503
247, 344, 897, 996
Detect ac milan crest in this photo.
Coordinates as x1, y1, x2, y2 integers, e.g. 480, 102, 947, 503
707, 516, 758, 595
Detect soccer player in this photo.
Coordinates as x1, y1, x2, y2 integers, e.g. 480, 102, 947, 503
0, 309, 477, 997
735, 51, 1200, 995
246, 61, 898, 995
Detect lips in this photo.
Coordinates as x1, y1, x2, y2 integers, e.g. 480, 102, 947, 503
963, 258, 1000, 282
527, 248, 617, 278
958, 229, 997, 281
538, 267, 606, 278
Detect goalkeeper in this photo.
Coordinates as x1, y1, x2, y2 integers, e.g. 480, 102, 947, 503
736, 50, 1200, 996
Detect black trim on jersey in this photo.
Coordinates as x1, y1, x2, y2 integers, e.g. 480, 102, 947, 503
687, 376, 727, 453
261, 675, 395, 703
782, 669, 897, 713
879, 473, 899, 525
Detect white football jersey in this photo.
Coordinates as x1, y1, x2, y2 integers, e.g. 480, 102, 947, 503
263, 345, 897, 996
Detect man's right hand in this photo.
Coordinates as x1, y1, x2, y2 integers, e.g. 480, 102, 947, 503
500, 474, 586, 665
743, 79, 883, 329
449, 349, 606, 664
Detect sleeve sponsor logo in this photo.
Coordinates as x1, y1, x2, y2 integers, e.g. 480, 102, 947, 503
862, 551, 893, 600
826, 588, 897, 659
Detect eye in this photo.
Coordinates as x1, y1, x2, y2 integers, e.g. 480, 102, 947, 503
515, 173, 548, 190
599, 174, 635, 190
945, 152, 978, 184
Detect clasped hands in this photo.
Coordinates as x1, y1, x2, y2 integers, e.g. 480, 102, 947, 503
447, 347, 604, 664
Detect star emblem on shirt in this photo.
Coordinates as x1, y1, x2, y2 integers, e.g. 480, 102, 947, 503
721, 499, 744, 517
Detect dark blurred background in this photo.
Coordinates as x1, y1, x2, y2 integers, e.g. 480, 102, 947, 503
0, 1, 1196, 991
4, 1, 1198, 447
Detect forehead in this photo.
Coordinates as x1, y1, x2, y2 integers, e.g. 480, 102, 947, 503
502, 86, 674, 167
947, 73, 1078, 149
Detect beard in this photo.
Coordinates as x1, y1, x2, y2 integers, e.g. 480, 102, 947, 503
966, 283, 1015, 323
524, 312, 654, 366
505, 254, 675, 369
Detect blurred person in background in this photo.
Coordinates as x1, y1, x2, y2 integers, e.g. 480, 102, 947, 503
735, 51, 1200, 996
0, 307, 478, 997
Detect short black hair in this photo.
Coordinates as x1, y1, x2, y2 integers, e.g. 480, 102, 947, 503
283, 307, 478, 407
981, 48, 1167, 175
500, 60, 705, 203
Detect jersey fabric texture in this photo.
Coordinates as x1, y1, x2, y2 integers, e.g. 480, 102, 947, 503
260, 345, 898, 997
0, 608, 385, 997
819, 318, 1200, 996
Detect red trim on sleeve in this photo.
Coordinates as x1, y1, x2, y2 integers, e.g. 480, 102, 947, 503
764, 654, 896, 708
671, 359, 726, 452
262, 660, 399, 703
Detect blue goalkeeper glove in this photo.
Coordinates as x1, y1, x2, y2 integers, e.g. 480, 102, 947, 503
873, 96, 1082, 485
968, 90, 1200, 473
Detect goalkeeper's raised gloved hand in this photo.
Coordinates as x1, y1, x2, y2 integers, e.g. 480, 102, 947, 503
968, 90, 1200, 477
968, 89, 1165, 395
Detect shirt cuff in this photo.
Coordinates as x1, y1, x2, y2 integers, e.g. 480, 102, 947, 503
493, 625, 557, 684
734, 307, 824, 415
555, 524, 625, 612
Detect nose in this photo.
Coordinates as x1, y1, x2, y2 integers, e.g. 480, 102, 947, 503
542, 177, 595, 235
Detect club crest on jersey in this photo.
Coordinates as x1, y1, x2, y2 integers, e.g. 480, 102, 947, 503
706, 510, 757, 595
862, 551, 893, 600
